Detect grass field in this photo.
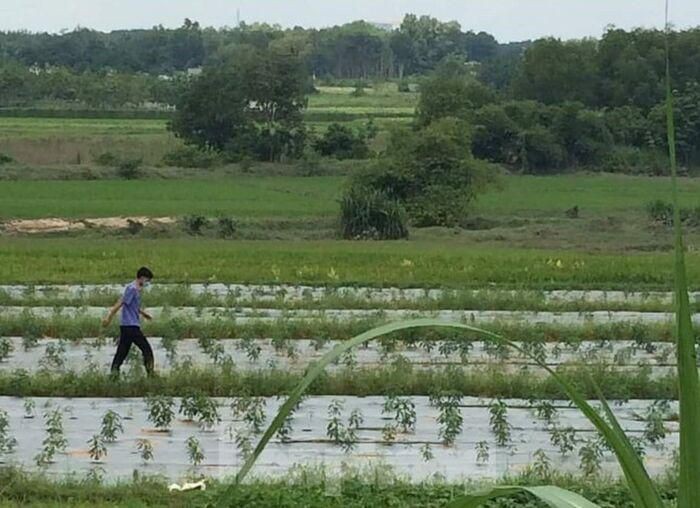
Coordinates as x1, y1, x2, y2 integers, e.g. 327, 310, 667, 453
0, 177, 342, 219
0, 237, 687, 288
0, 174, 697, 220
0, 86, 419, 164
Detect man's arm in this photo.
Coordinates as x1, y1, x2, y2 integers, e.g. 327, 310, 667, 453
102, 298, 123, 327
139, 309, 152, 320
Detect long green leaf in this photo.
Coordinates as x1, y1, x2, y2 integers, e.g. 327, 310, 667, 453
219, 319, 662, 508
447, 485, 600, 508
664, 2, 700, 506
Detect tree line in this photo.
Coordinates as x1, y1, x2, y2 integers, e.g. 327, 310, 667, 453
0, 16, 505, 78
1, 19, 699, 115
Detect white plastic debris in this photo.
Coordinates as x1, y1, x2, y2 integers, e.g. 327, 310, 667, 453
168, 479, 206, 492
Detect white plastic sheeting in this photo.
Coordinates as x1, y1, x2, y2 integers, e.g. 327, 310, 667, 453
0, 396, 678, 482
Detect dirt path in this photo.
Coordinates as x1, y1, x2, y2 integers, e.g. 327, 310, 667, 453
2, 216, 176, 234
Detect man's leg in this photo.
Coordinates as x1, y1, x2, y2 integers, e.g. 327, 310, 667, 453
132, 329, 155, 375
110, 328, 133, 374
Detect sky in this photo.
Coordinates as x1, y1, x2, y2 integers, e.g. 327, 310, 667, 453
0, 0, 697, 42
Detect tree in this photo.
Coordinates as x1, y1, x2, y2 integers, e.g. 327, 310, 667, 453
551, 102, 613, 166
313, 122, 372, 159
416, 56, 496, 126
471, 104, 521, 163
350, 118, 495, 226
398, 14, 466, 74
513, 38, 598, 105
169, 43, 308, 161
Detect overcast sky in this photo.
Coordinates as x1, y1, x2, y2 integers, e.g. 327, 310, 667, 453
0, 0, 697, 42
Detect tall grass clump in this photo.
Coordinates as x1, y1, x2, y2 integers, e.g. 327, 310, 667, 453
216, 3, 698, 507
339, 187, 408, 240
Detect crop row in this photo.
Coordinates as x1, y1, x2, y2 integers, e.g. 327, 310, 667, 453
0, 312, 680, 344
0, 396, 678, 481
0, 362, 679, 399
0, 337, 681, 376
1, 305, 694, 327
0, 284, 694, 312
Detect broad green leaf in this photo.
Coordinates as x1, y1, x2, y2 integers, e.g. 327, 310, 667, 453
664, 2, 700, 506
220, 319, 662, 508
446, 485, 600, 508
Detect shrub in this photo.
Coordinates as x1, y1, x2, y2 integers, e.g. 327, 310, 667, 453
339, 187, 408, 240
313, 123, 370, 160
646, 200, 700, 227
0, 153, 14, 165
162, 146, 220, 169
116, 158, 142, 179
126, 219, 143, 235
217, 217, 237, 238
93, 152, 119, 166
517, 126, 565, 174
295, 153, 323, 176
397, 80, 411, 93
182, 215, 209, 235
603, 146, 667, 175
350, 81, 366, 97
350, 118, 496, 226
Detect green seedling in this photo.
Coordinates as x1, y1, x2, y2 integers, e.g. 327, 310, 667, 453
186, 436, 204, 466
87, 434, 107, 462
475, 440, 490, 465
100, 410, 123, 442
136, 439, 154, 463
489, 399, 512, 447
0, 409, 17, 455
145, 395, 175, 431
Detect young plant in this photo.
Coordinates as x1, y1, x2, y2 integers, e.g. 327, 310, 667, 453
642, 400, 669, 448
39, 341, 67, 370
145, 395, 175, 431
231, 396, 266, 434
87, 434, 107, 462
100, 410, 124, 442
382, 424, 397, 443
0, 409, 17, 455
530, 399, 559, 426
431, 393, 463, 447
325, 399, 357, 453
420, 443, 434, 462
136, 439, 154, 463
235, 430, 253, 460
240, 337, 262, 362
274, 396, 301, 444
19, 401, 34, 423
326, 399, 345, 446
0, 337, 13, 362
530, 449, 553, 479
475, 440, 490, 465
550, 426, 578, 456
35, 408, 67, 467
489, 399, 512, 447
579, 437, 604, 477
186, 436, 204, 466
382, 396, 416, 433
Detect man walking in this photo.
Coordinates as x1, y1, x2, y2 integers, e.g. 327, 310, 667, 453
102, 266, 155, 376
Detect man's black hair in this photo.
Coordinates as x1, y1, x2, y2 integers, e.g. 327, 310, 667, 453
137, 266, 154, 279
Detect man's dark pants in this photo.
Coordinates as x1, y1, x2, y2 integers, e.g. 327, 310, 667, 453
111, 325, 154, 374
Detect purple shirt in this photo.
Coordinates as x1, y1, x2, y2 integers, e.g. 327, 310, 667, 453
120, 282, 141, 327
